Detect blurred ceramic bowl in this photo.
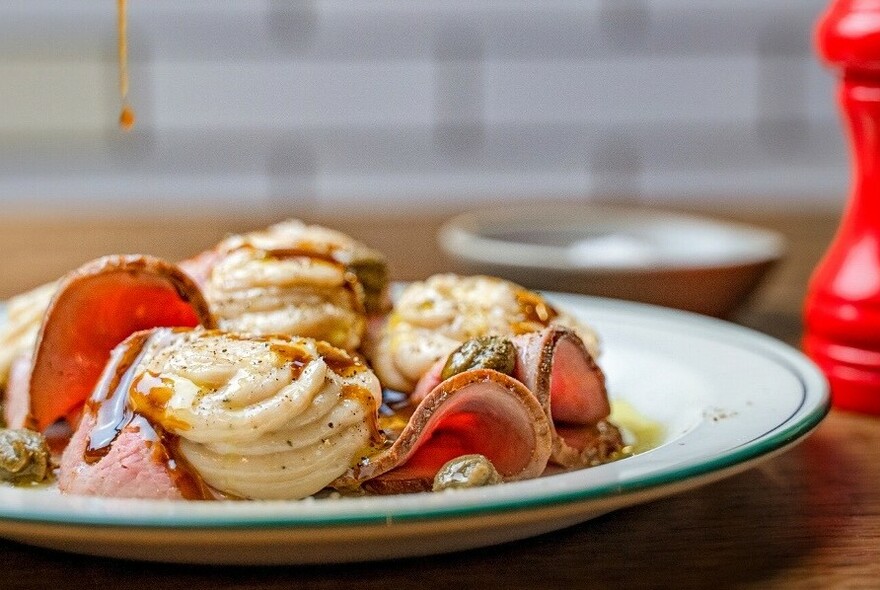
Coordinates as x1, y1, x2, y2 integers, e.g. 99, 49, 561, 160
439, 205, 785, 317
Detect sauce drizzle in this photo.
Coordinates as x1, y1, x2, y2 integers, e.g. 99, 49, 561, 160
83, 329, 214, 500
85, 330, 155, 459
263, 247, 365, 313
316, 341, 367, 378
118, 0, 135, 130
81, 330, 386, 500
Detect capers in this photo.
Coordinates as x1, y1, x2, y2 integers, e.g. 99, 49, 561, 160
347, 256, 389, 314
0, 429, 51, 485
432, 454, 502, 491
440, 336, 516, 381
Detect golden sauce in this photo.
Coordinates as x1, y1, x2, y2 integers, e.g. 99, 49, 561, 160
130, 372, 191, 432
342, 384, 385, 450
265, 246, 342, 267
268, 341, 315, 380
117, 0, 134, 130
119, 105, 135, 130
316, 341, 367, 378
377, 389, 414, 441
609, 400, 665, 455
84, 331, 154, 461
266, 241, 387, 314
149, 431, 218, 500
269, 338, 369, 379
513, 289, 559, 334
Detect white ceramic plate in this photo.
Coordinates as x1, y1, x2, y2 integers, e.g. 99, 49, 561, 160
0, 294, 828, 565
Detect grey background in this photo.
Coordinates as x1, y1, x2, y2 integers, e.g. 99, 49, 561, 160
0, 1, 846, 217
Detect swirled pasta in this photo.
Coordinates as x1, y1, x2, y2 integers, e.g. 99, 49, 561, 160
61, 329, 382, 500
365, 274, 600, 393
184, 220, 389, 351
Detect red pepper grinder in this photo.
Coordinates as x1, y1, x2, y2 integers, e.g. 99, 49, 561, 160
805, 0, 880, 413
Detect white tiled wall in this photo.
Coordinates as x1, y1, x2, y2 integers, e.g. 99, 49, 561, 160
0, 1, 846, 216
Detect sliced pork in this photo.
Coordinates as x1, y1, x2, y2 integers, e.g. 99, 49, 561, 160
26, 255, 216, 432
59, 411, 187, 500
412, 327, 623, 469
513, 327, 623, 468
336, 368, 553, 494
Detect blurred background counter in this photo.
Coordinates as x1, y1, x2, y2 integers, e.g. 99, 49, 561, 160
0, 205, 840, 350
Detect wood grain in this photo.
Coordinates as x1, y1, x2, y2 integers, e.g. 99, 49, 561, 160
2, 205, 878, 589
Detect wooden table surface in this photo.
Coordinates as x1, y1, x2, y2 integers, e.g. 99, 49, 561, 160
1, 205, 879, 589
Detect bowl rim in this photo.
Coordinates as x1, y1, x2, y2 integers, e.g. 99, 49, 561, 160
439, 204, 786, 273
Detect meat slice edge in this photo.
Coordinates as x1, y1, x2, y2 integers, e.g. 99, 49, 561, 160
513, 327, 623, 468
336, 369, 552, 494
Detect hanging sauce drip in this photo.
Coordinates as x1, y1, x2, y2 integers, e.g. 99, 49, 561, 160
117, 0, 135, 130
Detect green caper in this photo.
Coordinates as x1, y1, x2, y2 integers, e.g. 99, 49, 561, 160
0, 429, 51, 485
347, 256, 389, 314
440, 336, 516, 381
432, 454, 503, 491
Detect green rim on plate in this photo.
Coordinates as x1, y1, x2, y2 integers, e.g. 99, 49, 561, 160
0, 295, 829, 529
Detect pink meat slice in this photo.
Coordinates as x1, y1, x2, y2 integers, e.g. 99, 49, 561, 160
411, 328, 609, 423
512, 327, 622, 468
512, 327, 609, 424
58, 411, 183, 500
336, 369, 552, 494
410, 357, 445, 404
411, 326, 622, 469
